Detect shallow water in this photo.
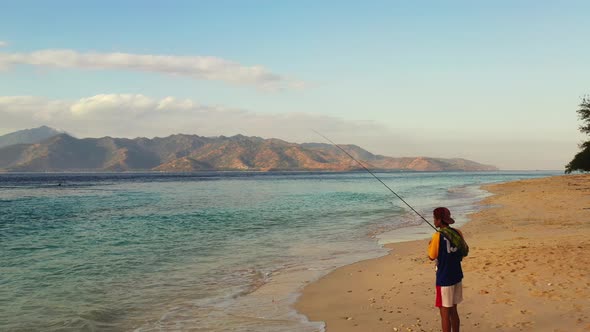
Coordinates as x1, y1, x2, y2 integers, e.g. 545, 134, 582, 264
0, 171, 559, 331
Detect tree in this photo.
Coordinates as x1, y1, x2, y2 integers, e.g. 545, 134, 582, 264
565, 96, 590, 173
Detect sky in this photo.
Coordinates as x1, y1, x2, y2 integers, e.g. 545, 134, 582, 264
0, 0, 589, 170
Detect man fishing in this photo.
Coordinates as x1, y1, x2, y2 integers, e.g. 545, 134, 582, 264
314, 131, 469, 331
428, 207, 468, 332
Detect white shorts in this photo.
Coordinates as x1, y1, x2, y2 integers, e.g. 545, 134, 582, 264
435, 282, 463, 308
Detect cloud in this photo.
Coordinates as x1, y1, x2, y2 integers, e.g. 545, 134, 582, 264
69, 94, 158, 115
0, 41, 7, 47
0, 49, 303, 90
0, 94, 390, 142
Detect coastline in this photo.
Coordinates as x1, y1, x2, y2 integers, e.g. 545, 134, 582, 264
295, 174, 590, 331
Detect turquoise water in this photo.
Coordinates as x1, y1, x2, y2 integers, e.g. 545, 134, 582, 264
0, 171, 560, 331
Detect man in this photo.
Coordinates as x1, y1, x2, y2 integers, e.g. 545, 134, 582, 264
428, 207, 468, 332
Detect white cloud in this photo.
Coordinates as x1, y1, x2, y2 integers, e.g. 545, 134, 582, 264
0, 94, 389, 142
69, 94, 157, 115
0, 49, 303, 90
0, 41, 7, 47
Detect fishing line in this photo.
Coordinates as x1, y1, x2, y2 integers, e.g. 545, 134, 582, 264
312, 130, 437, 231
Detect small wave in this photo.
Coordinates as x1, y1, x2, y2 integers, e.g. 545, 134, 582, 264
41, 307, 125, 332
231, 268, 272, 298
365, 209, 423, 238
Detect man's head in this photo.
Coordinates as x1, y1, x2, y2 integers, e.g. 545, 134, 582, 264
433, 207, 455, 228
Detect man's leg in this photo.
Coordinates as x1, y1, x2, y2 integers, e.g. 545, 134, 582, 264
450, 305, 460, 332
438, 307, 451, 332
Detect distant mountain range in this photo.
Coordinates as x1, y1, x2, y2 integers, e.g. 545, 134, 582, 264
0, 125, 64, 148
0, 126, 498, 172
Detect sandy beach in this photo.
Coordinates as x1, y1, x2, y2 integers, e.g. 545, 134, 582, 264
296, 174, 590, 331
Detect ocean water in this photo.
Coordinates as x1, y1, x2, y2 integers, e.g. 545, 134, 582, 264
0, 171, 560, 331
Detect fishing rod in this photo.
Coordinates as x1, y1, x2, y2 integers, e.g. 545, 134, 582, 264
313, 130, 438, 231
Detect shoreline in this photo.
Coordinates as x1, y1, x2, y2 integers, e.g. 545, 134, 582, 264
295, 174, 590, 331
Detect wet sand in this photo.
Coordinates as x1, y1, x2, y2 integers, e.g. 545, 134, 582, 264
295, 174, 590, 331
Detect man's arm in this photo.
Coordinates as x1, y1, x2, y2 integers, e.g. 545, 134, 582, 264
428, 232, 440, 261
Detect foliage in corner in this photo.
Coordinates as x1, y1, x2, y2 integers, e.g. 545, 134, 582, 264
565, 96, 590, 173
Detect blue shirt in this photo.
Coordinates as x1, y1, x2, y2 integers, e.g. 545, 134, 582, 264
428, 229, 464, 286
